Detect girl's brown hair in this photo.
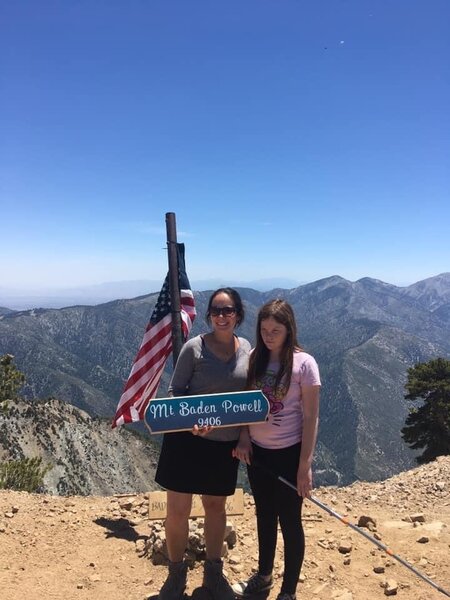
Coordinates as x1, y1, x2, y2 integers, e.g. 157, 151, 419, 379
247, 299, 301, 396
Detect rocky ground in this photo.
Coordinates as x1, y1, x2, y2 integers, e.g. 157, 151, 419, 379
1, 456, 449, 600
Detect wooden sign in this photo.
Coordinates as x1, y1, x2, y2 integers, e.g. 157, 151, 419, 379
148, 488, 244, 519
144, 390, 269, 434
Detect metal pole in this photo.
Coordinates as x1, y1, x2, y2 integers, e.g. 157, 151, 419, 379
165, 212, 183, 366
277, 476, 450, 598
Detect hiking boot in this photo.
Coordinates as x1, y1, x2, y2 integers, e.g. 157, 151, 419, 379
275, 594, 295, 600
203, 559, 235, 600
158, 560, 188, 600
232, 573, 273, 597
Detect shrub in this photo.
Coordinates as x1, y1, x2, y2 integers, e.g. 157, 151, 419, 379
0, 457, 51, 492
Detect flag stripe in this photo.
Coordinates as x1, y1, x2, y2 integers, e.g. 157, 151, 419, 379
112, 244, 196, 428
121, 317, 172, 396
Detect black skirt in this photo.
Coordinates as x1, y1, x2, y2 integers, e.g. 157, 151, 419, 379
155, 431, 239, 496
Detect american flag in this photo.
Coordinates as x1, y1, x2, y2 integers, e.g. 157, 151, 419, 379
112, 243, 196, 428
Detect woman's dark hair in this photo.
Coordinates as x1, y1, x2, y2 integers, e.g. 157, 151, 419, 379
247, 299, 301, 396
206, 287, 245, 326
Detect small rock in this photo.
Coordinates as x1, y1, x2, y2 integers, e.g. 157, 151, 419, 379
313, 582, 329, 594
338, 541, 353, 554
401, 516, 412, 523
358, 515, 377, 530
417, 536, 429, 544
384, 579, 398, 596
332, 591, 353, 600
225, 529, 237, 548
410, 513, 425, 523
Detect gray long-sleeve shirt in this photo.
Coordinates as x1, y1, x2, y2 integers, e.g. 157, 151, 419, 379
168, 334, 251, 441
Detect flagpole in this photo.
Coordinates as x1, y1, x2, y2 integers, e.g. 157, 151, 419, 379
165, 212, 183, 366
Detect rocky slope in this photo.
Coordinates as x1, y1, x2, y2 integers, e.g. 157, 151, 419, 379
1, 456, 449, 600
0, 397, 161, 495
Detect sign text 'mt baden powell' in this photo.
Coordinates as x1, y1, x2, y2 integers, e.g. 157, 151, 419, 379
144, 390, 269, 434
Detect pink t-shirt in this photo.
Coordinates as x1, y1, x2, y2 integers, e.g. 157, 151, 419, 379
249, 351, 321, 449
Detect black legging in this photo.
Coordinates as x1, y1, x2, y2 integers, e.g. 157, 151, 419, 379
247, 442, 305, 596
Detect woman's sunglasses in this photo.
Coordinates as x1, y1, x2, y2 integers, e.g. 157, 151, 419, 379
210, 306, 237, 317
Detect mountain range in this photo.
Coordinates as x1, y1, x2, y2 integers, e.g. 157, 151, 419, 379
1, 272, 449, 492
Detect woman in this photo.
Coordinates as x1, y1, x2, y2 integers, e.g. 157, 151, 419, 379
233, 299, 321, 600
155, 287, 251, 600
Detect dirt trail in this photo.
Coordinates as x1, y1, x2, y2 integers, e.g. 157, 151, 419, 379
1, 457, 449, 600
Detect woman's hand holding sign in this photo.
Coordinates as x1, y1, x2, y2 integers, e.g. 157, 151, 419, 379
192, 423, 213, 436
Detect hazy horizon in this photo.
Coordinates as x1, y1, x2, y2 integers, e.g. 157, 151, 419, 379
1, 272, 448, 312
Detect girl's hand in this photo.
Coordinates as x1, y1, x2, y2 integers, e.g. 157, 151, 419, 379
232, 427, 252, 464
232, 438, 252, 464
297, 465, 313, 498
192, 424, 213, 436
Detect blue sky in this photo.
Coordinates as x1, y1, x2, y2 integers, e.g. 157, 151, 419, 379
1, 0, 449, 291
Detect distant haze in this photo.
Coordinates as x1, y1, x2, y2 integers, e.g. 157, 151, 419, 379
1, 274, 448, 311
0, 277, 302, 310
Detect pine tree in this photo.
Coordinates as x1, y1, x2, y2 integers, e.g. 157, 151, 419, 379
0, 457, 50, 492
401, 357, 450, 463
0, 354, 25, 413
0, 354, 51, 491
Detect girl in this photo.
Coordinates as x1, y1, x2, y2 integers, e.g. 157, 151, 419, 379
233, 299, 321, 600
155, 288, 251, 600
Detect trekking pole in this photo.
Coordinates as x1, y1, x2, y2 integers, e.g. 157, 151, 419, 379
277, 475, 450, 598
